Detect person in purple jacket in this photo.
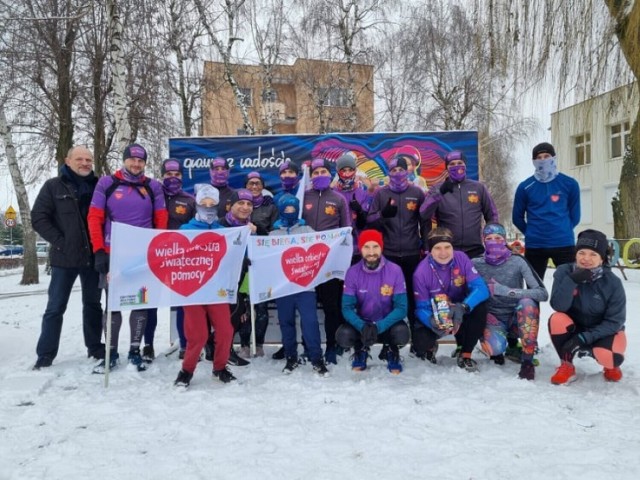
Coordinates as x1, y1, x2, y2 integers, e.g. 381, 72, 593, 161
367, 155, 425, 357
87, 143, 168, 373
337, 230, 410, 374
420, 150, 499, 258
209, 157, 235, 217
302, 158, 350, 364
143, 158, 196, 362
413, 227, 490, 372
334, 152, 374, 263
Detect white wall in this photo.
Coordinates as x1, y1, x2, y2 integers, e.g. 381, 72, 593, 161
551, 83, 639, 238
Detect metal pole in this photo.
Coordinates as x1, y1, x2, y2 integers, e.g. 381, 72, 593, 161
250, 303, 256, 356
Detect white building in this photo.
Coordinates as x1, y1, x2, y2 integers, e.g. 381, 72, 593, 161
551, 82, 639, 238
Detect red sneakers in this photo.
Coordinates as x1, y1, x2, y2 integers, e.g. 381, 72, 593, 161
603, 367, 623, 382
551, 361, 577, 385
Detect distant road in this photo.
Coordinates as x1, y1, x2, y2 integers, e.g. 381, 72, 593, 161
0, 285, 80, 301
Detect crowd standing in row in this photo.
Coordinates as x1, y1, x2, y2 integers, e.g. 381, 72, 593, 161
30, 142, 626, 388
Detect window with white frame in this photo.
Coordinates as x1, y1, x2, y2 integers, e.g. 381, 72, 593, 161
604, 185, 618, 224
574, 133, 591, 166
580, 188, 592, 224
610, 121, 631, 159
236, 88, 252, 107
319, 87, 349, 107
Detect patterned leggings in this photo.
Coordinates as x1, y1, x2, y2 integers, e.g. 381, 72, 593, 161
480, 298, 539, 360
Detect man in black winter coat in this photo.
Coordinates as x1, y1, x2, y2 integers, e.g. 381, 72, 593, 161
31, 146, 104, 369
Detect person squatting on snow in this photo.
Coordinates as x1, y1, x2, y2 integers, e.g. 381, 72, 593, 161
420, 150, 499, 258
173, 185, 237, 387
302, 158, 350, 364
333, 152, 374, 263
337, 229, 410, 374
209, 157, 236, 218
144, 158, 196, 363
268, 193, 329, 377
31, 146, 105, 370
412, 228, 490, 372
366, 155, 425, 356
548, 229, 627, 385
472, 223, 548, 380
87, 144, 168, 373
512, 142, 581, 280
240, 171, 278, 359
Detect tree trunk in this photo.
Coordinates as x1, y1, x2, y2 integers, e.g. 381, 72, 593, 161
107, 0, 132, 151
0, 107, 39, 285
606, 0, 640, 240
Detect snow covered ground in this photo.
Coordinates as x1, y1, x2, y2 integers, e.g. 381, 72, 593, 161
1, 265, 639, 480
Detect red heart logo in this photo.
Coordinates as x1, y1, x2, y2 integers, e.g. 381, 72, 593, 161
281, 244, 330, 287
551, 194, 560, 202
147, 232, 227, 297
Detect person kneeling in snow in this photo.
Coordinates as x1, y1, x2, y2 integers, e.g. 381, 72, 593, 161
336, 229, 410, 374
548, 229, 626, 385
472, 223, 548, 380
412, 228, 489, 372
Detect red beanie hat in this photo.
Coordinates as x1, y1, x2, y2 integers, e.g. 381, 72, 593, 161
358, 229, 384, 251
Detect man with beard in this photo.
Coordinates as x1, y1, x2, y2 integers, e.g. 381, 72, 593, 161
336, 230, 410, 374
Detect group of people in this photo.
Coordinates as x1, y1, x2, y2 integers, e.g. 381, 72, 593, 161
30, 140, 627, 387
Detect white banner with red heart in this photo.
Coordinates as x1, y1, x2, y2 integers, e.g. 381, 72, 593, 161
247, 227, 353, 303
107, 222, 250, 310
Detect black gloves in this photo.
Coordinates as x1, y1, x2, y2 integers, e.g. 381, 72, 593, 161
450, 303, 469, 326
569, 267, 593, 283
561, 334, 587, 359
94, 249, 109, 274
349, 199, 362, 214
360, 323, 378, 347
439, 179, 455, 195
380, 199, 398, 218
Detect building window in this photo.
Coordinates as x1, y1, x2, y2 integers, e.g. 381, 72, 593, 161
236, 88, 252, 107
574, 133, 591, 166
319, 87, 349, 107
610, 121, 630, 159
262, 89, 278, 102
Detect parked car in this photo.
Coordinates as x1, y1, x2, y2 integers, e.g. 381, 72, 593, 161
36, 242, 49, 258
0, 245, 24, 256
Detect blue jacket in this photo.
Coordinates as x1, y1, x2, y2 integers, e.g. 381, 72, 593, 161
512, 173, 580, 248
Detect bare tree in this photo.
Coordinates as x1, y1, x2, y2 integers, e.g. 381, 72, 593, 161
247, 0, 286, 134
475, 0, 640, 239
297, 0, 389, 132
0, 107, 38, 284
193, 0, 255, 135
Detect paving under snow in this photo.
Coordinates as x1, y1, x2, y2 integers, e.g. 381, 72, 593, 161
1, 265, 639, 479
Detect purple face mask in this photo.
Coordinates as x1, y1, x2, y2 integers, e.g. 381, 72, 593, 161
388, 170, 409, 193
163, 176, 182, 195
312, 175, 332, 191
484, 238, 511, 266
281, 176, 299, 191
210, 169, 229, 187
447, 163, 466, 183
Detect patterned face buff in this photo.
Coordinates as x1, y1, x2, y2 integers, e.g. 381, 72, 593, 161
388, 169, 408, 193
447, 163, 466, 182
163, 176, 182, 195
532, 156, 558, 183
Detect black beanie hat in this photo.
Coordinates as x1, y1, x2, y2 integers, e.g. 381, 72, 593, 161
575, 229, 609, 261
532, 142, 556, 159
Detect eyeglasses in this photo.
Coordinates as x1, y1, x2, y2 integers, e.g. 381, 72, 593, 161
246, 181, 262, 186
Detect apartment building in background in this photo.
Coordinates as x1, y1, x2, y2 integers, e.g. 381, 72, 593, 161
551, 82, 639, 238
202, 58, 374, 136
